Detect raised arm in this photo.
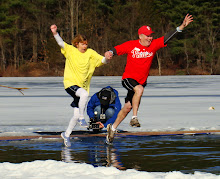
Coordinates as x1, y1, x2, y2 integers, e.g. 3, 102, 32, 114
50, 24, 64, 49
164, 14, 193, 44
50, 24, 58, 35
179, 14, 194, 31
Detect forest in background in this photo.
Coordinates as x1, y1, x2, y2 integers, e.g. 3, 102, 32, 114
0, 0, 219, 77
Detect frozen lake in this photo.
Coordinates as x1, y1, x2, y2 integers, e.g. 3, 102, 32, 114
0, 76, 220, 178
0, 75, 219, 136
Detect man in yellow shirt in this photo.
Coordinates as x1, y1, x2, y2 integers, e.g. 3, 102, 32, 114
50, 24, 110, 147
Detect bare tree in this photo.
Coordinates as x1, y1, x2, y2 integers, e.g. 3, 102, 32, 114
0, 36, 6, 71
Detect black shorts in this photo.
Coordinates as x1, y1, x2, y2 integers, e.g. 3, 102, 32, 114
65, 85, 80, 108
122, 78, 146, 104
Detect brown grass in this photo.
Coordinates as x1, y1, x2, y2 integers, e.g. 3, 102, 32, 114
1, 63, 211, 77
150, 68, 177, 76
150, 67, 210, 76
189, 67, 210, 75
1, 62, 64, 77
2, 66, 20, 77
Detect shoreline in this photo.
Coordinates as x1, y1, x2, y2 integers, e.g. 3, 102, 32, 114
0, 130, 219, 141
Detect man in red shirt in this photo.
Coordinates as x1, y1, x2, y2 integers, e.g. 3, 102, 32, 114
105, 14, 193, 144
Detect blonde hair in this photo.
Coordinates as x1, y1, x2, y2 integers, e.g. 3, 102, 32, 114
71, 34, 88, 47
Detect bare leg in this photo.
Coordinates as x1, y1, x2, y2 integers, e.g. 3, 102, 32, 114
132, 85, 144, 116
106, 84, 144, 144
112, 102, 132, 129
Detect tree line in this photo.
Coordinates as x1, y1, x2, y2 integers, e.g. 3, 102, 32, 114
0, 0, 219, 77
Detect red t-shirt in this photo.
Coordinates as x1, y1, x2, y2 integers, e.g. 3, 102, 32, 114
115, 36, 166, 85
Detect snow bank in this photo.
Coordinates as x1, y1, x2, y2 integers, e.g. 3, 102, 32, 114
0, 160, 219, 179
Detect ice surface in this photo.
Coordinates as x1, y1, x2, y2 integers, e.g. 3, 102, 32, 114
0, 75, 219, 136
0, 76, 220, 178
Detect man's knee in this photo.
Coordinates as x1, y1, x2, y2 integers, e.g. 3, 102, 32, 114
134, 85, 144, 96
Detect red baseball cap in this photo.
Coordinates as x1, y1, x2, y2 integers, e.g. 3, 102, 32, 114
138, 26, 154, 36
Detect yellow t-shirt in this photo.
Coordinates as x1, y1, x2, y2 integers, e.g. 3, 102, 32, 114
61, 42, 104, 93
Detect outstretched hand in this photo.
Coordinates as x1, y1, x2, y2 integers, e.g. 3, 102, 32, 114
179, 14, 193, 30
50, 24, 58, 35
